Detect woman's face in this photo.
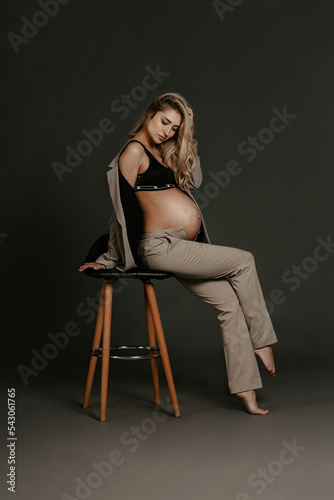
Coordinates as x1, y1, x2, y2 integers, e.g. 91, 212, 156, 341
146, 107, 182, 144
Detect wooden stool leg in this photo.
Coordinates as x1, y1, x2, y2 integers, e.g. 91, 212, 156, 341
144, 282, 181, 417
83, 280, 107, 408
100, 283, 113, 422
144, 284, 160, 405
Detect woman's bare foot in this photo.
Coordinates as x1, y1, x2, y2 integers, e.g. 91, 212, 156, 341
254, 346, 276, 376
235, 390, 269, 415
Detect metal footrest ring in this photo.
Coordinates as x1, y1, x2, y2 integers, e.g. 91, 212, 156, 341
91, 345, 160, 360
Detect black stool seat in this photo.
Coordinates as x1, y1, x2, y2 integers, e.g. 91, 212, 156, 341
83, 266, 174, 281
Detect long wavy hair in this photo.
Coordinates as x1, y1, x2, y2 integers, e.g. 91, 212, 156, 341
127, 93, 197, 190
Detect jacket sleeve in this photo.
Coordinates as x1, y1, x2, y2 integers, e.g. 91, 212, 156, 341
186, 151, 203, 190
95, 214, 122, 269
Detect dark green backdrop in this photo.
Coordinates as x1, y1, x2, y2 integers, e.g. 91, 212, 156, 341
2, 0, 334, 389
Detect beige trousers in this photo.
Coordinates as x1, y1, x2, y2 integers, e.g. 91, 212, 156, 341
137, 226, 278, 394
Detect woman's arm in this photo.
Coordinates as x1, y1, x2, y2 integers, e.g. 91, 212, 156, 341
118, 142, 146, 187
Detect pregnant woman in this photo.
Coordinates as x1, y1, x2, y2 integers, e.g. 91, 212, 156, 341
79, 93, 278, 415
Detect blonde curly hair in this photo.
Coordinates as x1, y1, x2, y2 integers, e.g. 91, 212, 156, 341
128, 93, 197, 190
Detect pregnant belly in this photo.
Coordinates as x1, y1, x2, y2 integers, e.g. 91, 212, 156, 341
136, 188, 202, 240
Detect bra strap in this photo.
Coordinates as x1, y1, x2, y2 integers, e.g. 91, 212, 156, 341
126, 139, 152, 158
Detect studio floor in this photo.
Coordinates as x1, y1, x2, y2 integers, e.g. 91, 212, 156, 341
3, 350, 334, 500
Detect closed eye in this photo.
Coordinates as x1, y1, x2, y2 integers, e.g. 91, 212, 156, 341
162, 120, 178, 131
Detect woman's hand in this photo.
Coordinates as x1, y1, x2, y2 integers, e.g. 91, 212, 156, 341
78, 262, 106, 272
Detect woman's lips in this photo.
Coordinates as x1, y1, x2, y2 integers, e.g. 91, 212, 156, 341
158, 134, 165, 141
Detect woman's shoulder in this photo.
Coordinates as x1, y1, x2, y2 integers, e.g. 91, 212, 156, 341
119, 140, 147, 161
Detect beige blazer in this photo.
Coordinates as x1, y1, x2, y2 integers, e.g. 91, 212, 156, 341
95, 141, 210, 270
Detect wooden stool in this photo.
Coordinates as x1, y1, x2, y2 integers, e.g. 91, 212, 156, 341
81, 259, 181, 421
